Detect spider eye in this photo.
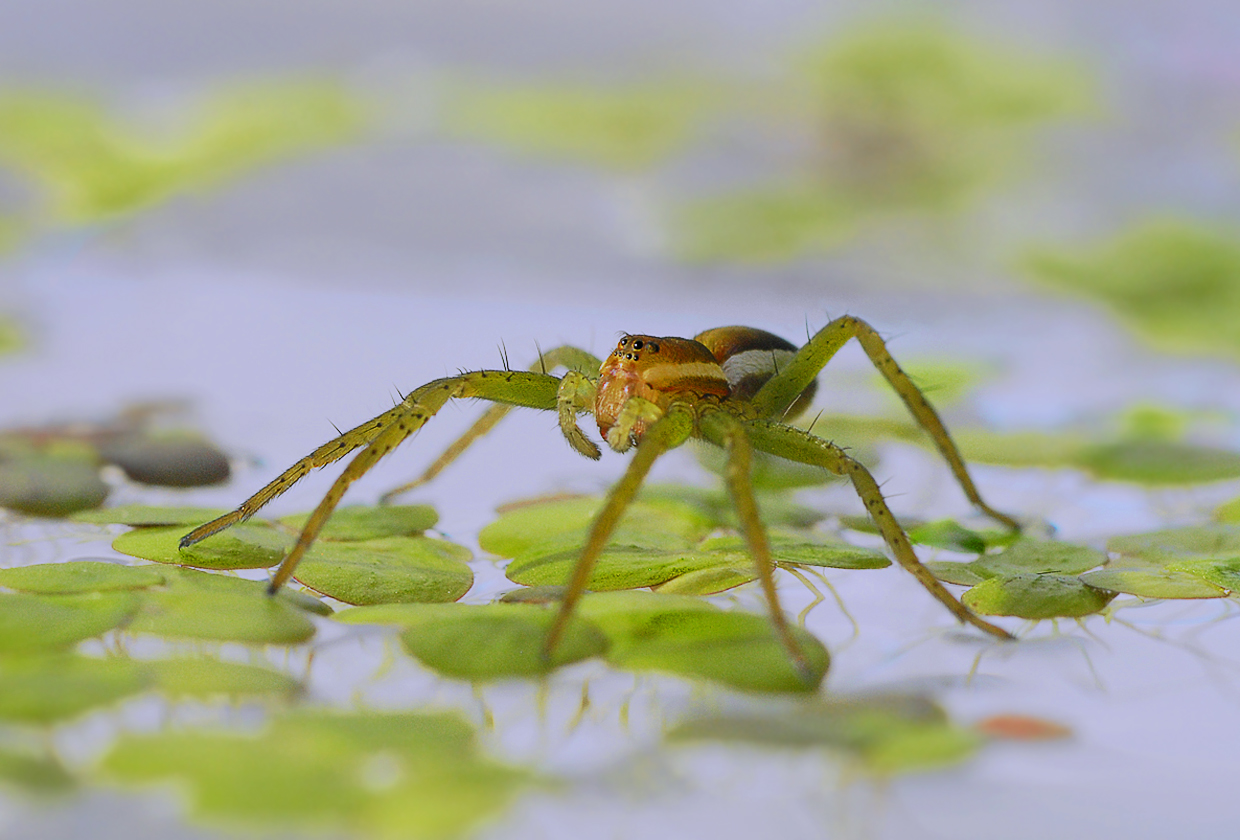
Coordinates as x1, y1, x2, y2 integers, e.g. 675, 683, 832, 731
619, 338, 628, 347
632, 339, 644, 350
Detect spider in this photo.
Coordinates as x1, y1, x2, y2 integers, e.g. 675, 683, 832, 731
181, 316, 1018, 674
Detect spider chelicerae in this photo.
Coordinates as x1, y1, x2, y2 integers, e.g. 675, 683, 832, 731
182, 316, 1018, 674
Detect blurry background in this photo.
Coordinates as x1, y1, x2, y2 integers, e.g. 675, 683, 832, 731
3, 1, 1240, 838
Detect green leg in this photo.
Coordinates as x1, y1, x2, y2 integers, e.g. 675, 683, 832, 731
381, 346, 602, 503
544, 404, 694, 655
743, 418, 1015, 641
698, 409, 814, 679
752, 315, 1018, 530
181, 369, 565, 586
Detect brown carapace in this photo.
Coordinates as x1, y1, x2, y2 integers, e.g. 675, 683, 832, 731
182, 317, 1019, 680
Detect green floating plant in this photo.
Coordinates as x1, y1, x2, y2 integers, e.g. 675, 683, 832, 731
0, 591, 141, 655
71, 505, 229, 527
145, 658, 303, 701
337, 602, 607, 680
926, 537, 1105, 587
1024, 220, 1240, 360
277, 504, 439, 542
1080, 525, 1240, 599
670, 693, 981, 775
101, 710, 537, 839
0, 748, 75, 794
962, 574, 1116, 619
579, 591, 829, 693
484, 493, 885, 596
292, 537, 473, 606
0, 82, 363, 225
0, 560, 165, 594
0, 450, 110, 517
0, 655, 152, 724
114, 523, 291, 570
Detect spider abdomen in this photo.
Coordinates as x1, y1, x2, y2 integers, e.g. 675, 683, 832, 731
694, 326, 816, 417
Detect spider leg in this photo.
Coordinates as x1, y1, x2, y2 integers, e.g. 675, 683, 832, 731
743, 418, 1015, 641
381, 347, 602, 503
751, 315, 1018, 531
180, 369, 565, 587
698, 408, 813, 679
544, 403, 695, 656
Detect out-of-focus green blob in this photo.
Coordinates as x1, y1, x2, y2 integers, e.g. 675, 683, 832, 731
0, 591, 141, 655
444, 82, 717, 169
101, 710, 536, 837
71, 505, 229, 527
1025, 220, 1240, 359
0, 748, 75, 793
145, 658, 303, 701
0, 561, 165, 594
0, 314, 24, 355
0, 82, 363, 224
0, 655, 151, 724
0, 451, 109, 516
670, 693, 981, 775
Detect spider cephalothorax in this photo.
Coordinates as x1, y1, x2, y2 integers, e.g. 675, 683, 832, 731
182, 316, 1019, 675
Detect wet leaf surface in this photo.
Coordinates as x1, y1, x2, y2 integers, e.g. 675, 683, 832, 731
127, 571, 319, 644
293, 536, 473, 605
1078, 568, 1228, 600
71, 505, 229, 527
278, 504, 439, 541
0, 560, 165, 594
114, 524, 292, 570
928, 539, 1105, 585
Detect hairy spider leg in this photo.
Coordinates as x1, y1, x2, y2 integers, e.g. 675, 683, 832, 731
743, 418, 1015, 640
751, 315, 1019, 531
381, 346, 604, 503
181, 370, 581, 588
698, 407, 813, 678
544, 403, 695, 656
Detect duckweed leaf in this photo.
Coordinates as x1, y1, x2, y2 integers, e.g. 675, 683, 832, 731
293, 536, 473, 605
962, 574, 1115, 619
1107, 525, 1240, 563
1166, 557, 1240, 592
0, 748, 75, 793
0, 455, 109, 516
671, 694, 980, 774
0, 561, 165, 594
0, 655, 150, 723
480, 496, 707, 559
129, 586, 316, 645
278, 504, 438, 541
654, 566, 757, 596
97, 434, 230, 487
114, 524, 292, 570
71, 505, 228, 527
578, 592, 828, 692
930, 539, 1104, 585
1078, 568, 1227, 600
392, 604, 607, 680
167, 568, 333, 617
102, 710, 533, 837
0, 591, 140, 654
908, 519, 988, 554
146, 658, 303, 700
1077, 440, 1240, 484
505, 545, 735, 591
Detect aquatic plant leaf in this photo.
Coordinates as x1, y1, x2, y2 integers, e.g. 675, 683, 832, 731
392, 604, 607, 680
0, 455, 109, 516
0, 561, 165, 593
71, 505, 229, 526
96, 434, 231, 487
293, 536, 472, 605
0, 748, 75, 793
1166, 557, 1240, 591
444, 81, 715, 169
479, 495, 707, 559
928, 539, 1103, 585
129, 585, 317, 645
1024, 220, 1240, 360
114, 524, 292, 570
102, 710, 533, 837
962, 574, 1115, 619
0, 655, 150, 723
0, 591, 140, 654
671, 693, 980, 773
279, 504, 438, 541
505, 544, 737, 590
166, 567, 333, 616
907, 519, 987, 554
1077, 440, 1240, 485
701, 533, 891, 570
654, 566, 757, 595
1107, 525, 1240, 564
578, 591, 828, 692
145, 658, 303, 700
1078, 568, 1227, 600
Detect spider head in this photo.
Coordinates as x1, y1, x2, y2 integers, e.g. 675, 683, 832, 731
594, 334, 729, 450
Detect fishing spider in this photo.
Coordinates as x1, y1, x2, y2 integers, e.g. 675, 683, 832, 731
182, 316, 1018, 673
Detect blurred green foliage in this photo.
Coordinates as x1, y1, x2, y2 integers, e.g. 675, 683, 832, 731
0, 81, 363, 227
1025, 219, 1240, 359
